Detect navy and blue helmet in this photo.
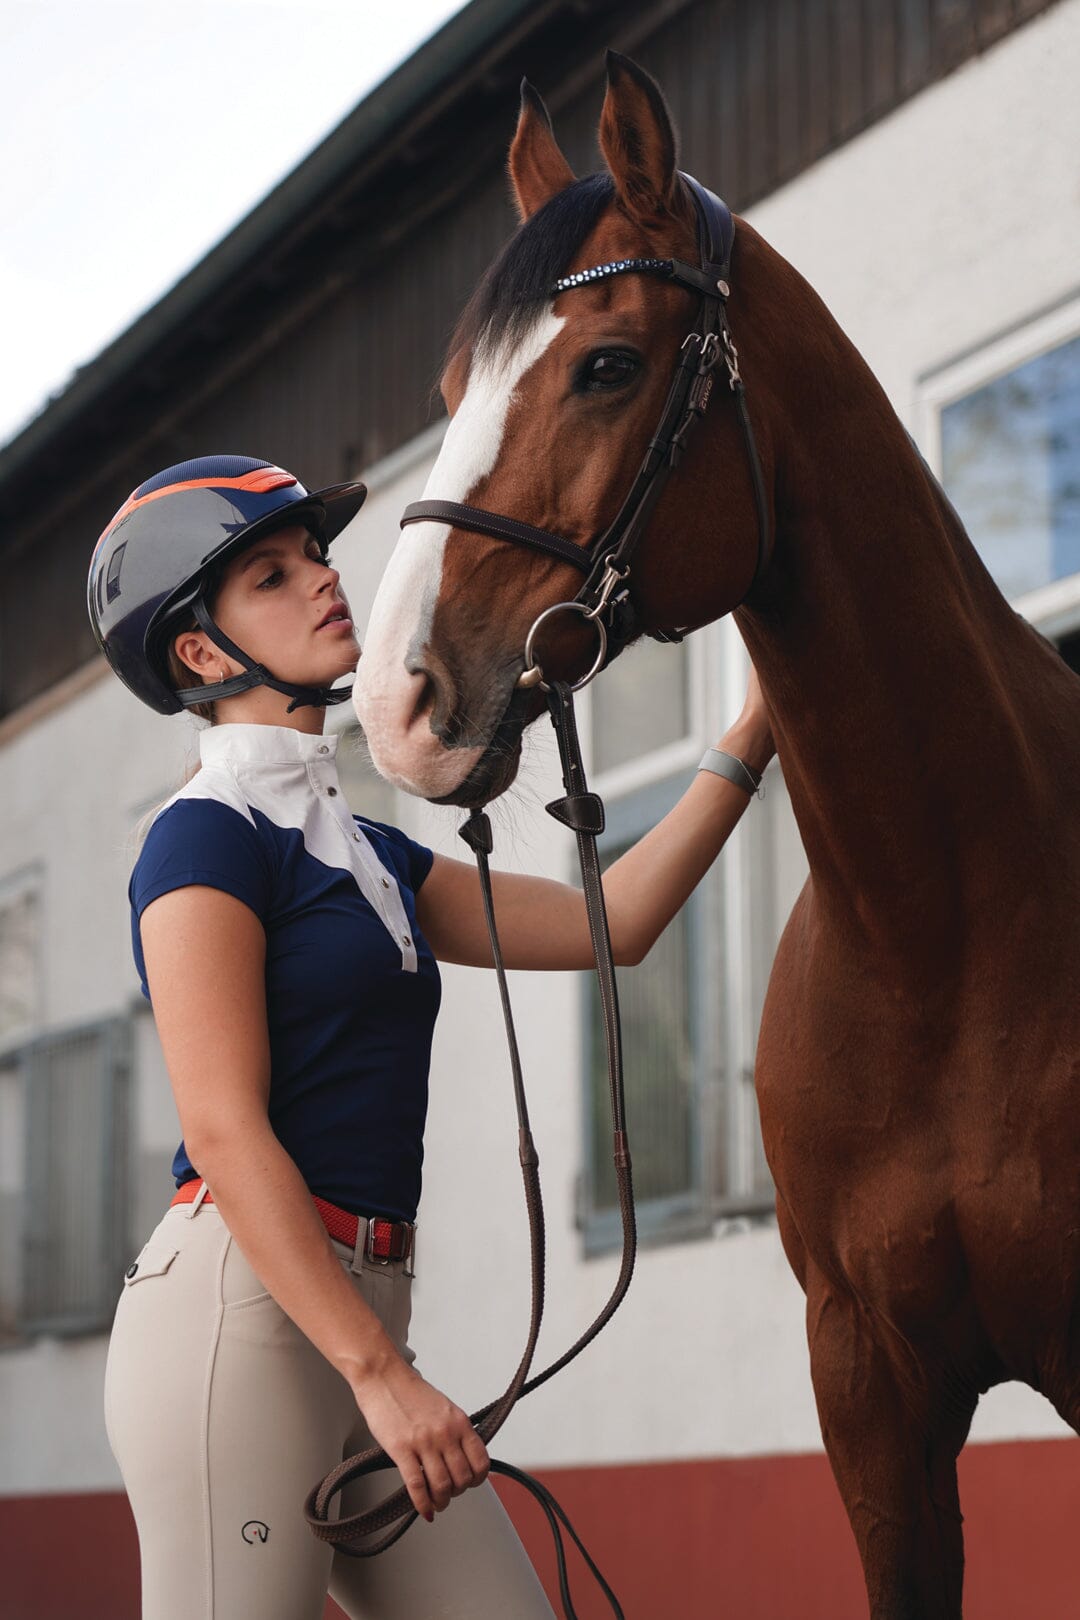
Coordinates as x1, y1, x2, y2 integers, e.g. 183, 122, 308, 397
88, 454, 366, 714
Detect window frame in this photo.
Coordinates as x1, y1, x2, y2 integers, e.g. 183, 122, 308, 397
0, 862, 45, 1060
579, 627, 778, 1256
5, 1013, 132, 1343
917, 289, 1080, 640
578, 769, 717, 1256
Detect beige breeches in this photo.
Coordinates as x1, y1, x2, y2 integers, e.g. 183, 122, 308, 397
104, 1200, 554, 1620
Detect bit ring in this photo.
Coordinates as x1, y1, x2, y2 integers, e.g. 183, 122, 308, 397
517, 601, 608, 694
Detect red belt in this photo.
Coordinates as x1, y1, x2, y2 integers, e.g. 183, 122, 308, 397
169, 1179, 415, 1264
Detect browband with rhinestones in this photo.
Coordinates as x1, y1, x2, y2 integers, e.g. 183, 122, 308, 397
552, 258, 674, 293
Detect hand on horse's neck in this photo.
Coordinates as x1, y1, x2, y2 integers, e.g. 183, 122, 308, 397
732, 259, 1071, 967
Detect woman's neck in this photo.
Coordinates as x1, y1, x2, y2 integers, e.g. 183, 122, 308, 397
211, 692, 329, 734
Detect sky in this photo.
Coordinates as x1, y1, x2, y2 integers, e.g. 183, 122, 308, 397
0, 0, 469, 449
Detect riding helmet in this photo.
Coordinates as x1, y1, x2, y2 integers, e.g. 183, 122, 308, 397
88, 454, 367, 715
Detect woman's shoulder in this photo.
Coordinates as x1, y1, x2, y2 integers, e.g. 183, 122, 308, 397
130, 770, 274, 919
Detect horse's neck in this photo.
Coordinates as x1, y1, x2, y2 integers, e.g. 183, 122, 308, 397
735, 345, 1074, 971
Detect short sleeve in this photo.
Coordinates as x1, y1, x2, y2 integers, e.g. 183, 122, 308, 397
356, 818, 435, 893
130, 798, 274, 922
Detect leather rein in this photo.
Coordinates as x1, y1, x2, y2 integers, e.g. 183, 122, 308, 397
305, 174, 771, 1618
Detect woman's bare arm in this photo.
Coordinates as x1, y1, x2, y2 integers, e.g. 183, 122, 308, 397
140, 883, 488, 1517
416, 704, 774, 972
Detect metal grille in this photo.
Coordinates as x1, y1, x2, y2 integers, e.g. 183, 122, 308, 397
19, 1017, 131, 1337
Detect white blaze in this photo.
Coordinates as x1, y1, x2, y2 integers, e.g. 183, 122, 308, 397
355, 313, 564, 795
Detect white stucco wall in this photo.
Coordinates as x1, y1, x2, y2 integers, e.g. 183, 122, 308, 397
2, 0, 1078, 1496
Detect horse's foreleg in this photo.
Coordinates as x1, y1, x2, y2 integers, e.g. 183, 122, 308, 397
805, 1271, 967, 1620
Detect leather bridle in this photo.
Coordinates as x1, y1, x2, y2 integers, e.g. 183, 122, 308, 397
306, 175, 772, 1618
401, 172, 773, 694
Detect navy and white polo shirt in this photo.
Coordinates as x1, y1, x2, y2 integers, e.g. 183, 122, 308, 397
129, 722, 442, 1222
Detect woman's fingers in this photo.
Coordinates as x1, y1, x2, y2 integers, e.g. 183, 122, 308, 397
420, 1418, 489, 1509
352, 1366, 492, 1518
399, 1458, 435, 1520
461, 1425, 491, 1484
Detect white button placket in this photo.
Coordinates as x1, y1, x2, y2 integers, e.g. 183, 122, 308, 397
307, 753, 417, 972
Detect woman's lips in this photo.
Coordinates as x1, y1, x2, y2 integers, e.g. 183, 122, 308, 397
316, 615, 353, 632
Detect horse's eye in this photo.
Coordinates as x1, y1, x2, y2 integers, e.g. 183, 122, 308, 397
581, 350, 640, 391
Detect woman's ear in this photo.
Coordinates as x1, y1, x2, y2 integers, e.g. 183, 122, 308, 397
172, 628, 218, 682
508, 78, 576, 221
598, 50, 683, 225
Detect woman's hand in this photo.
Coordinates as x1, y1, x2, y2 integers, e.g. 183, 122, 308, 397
350, 1357, 490, 1521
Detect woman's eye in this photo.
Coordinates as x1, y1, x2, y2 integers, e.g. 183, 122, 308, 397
581, 351, 640, 391
257, 568, 284, 590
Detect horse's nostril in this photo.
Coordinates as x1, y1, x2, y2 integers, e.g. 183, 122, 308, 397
410, 671, 436, 728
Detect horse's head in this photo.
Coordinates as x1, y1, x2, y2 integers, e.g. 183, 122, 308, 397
355, 52, 771, 807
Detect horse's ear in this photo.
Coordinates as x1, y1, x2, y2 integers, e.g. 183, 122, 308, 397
508, 79, 576, 221
598, 50, 682, 222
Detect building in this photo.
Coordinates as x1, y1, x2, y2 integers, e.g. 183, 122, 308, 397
2, 1, 1077, 1614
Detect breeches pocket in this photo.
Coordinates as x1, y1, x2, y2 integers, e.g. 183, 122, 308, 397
219, 1235, 273, 1309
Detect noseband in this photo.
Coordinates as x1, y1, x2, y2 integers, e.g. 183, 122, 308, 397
400, 173, 773, 692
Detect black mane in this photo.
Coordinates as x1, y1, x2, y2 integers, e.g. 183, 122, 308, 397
451, 173, 615, 362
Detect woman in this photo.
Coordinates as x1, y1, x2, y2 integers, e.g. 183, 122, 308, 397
89, 455, 774, 1619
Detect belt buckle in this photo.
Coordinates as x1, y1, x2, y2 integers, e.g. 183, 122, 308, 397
363, 1218, 416, 1277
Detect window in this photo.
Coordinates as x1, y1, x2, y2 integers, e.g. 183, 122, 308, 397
0, 867, 42, 1050
940, 333, 1080, 601
580, 633, 783, 1253
332, 719, 398, 825
582, 772, 720, 1253
2, 1017, 131, 1339
922, 299, 1080, 642
590, 633, 691, 776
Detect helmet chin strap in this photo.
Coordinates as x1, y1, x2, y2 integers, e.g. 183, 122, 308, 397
173, 599, 354, 714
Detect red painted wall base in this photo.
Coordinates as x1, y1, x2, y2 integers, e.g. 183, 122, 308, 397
2, 1438, 1076, 1620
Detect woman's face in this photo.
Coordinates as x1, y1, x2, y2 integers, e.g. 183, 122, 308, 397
202, 522, 360, 688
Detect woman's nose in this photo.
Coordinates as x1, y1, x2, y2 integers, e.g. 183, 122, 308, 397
313, 559, 342, 591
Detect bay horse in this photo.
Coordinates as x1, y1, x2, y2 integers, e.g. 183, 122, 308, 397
353, 52, 1080, 1619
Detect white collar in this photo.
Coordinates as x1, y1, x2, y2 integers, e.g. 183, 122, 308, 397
191, 722, 419, 973
199, 722, 340, 770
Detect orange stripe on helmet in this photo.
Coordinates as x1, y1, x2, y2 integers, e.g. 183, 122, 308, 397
91, 466, 298, 560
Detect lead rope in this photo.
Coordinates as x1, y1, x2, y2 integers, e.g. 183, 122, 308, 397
305, 679, 635, 1619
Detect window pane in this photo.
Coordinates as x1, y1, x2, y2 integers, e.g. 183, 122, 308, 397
0, 886, 39, 1046
22, 1019, 130, 1336
941, 334, 1080, 598
587, 841, 698, 1212
591, 638, 690, 774
335, 724, 398, 824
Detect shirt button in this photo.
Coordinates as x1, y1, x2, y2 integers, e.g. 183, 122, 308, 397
317, 744, 329, 755
381, 877, 390, 889
353, 832, 361, 842
326, 786, 338, 796
402, 933, 411, 947
126, 1262, 139, 1279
